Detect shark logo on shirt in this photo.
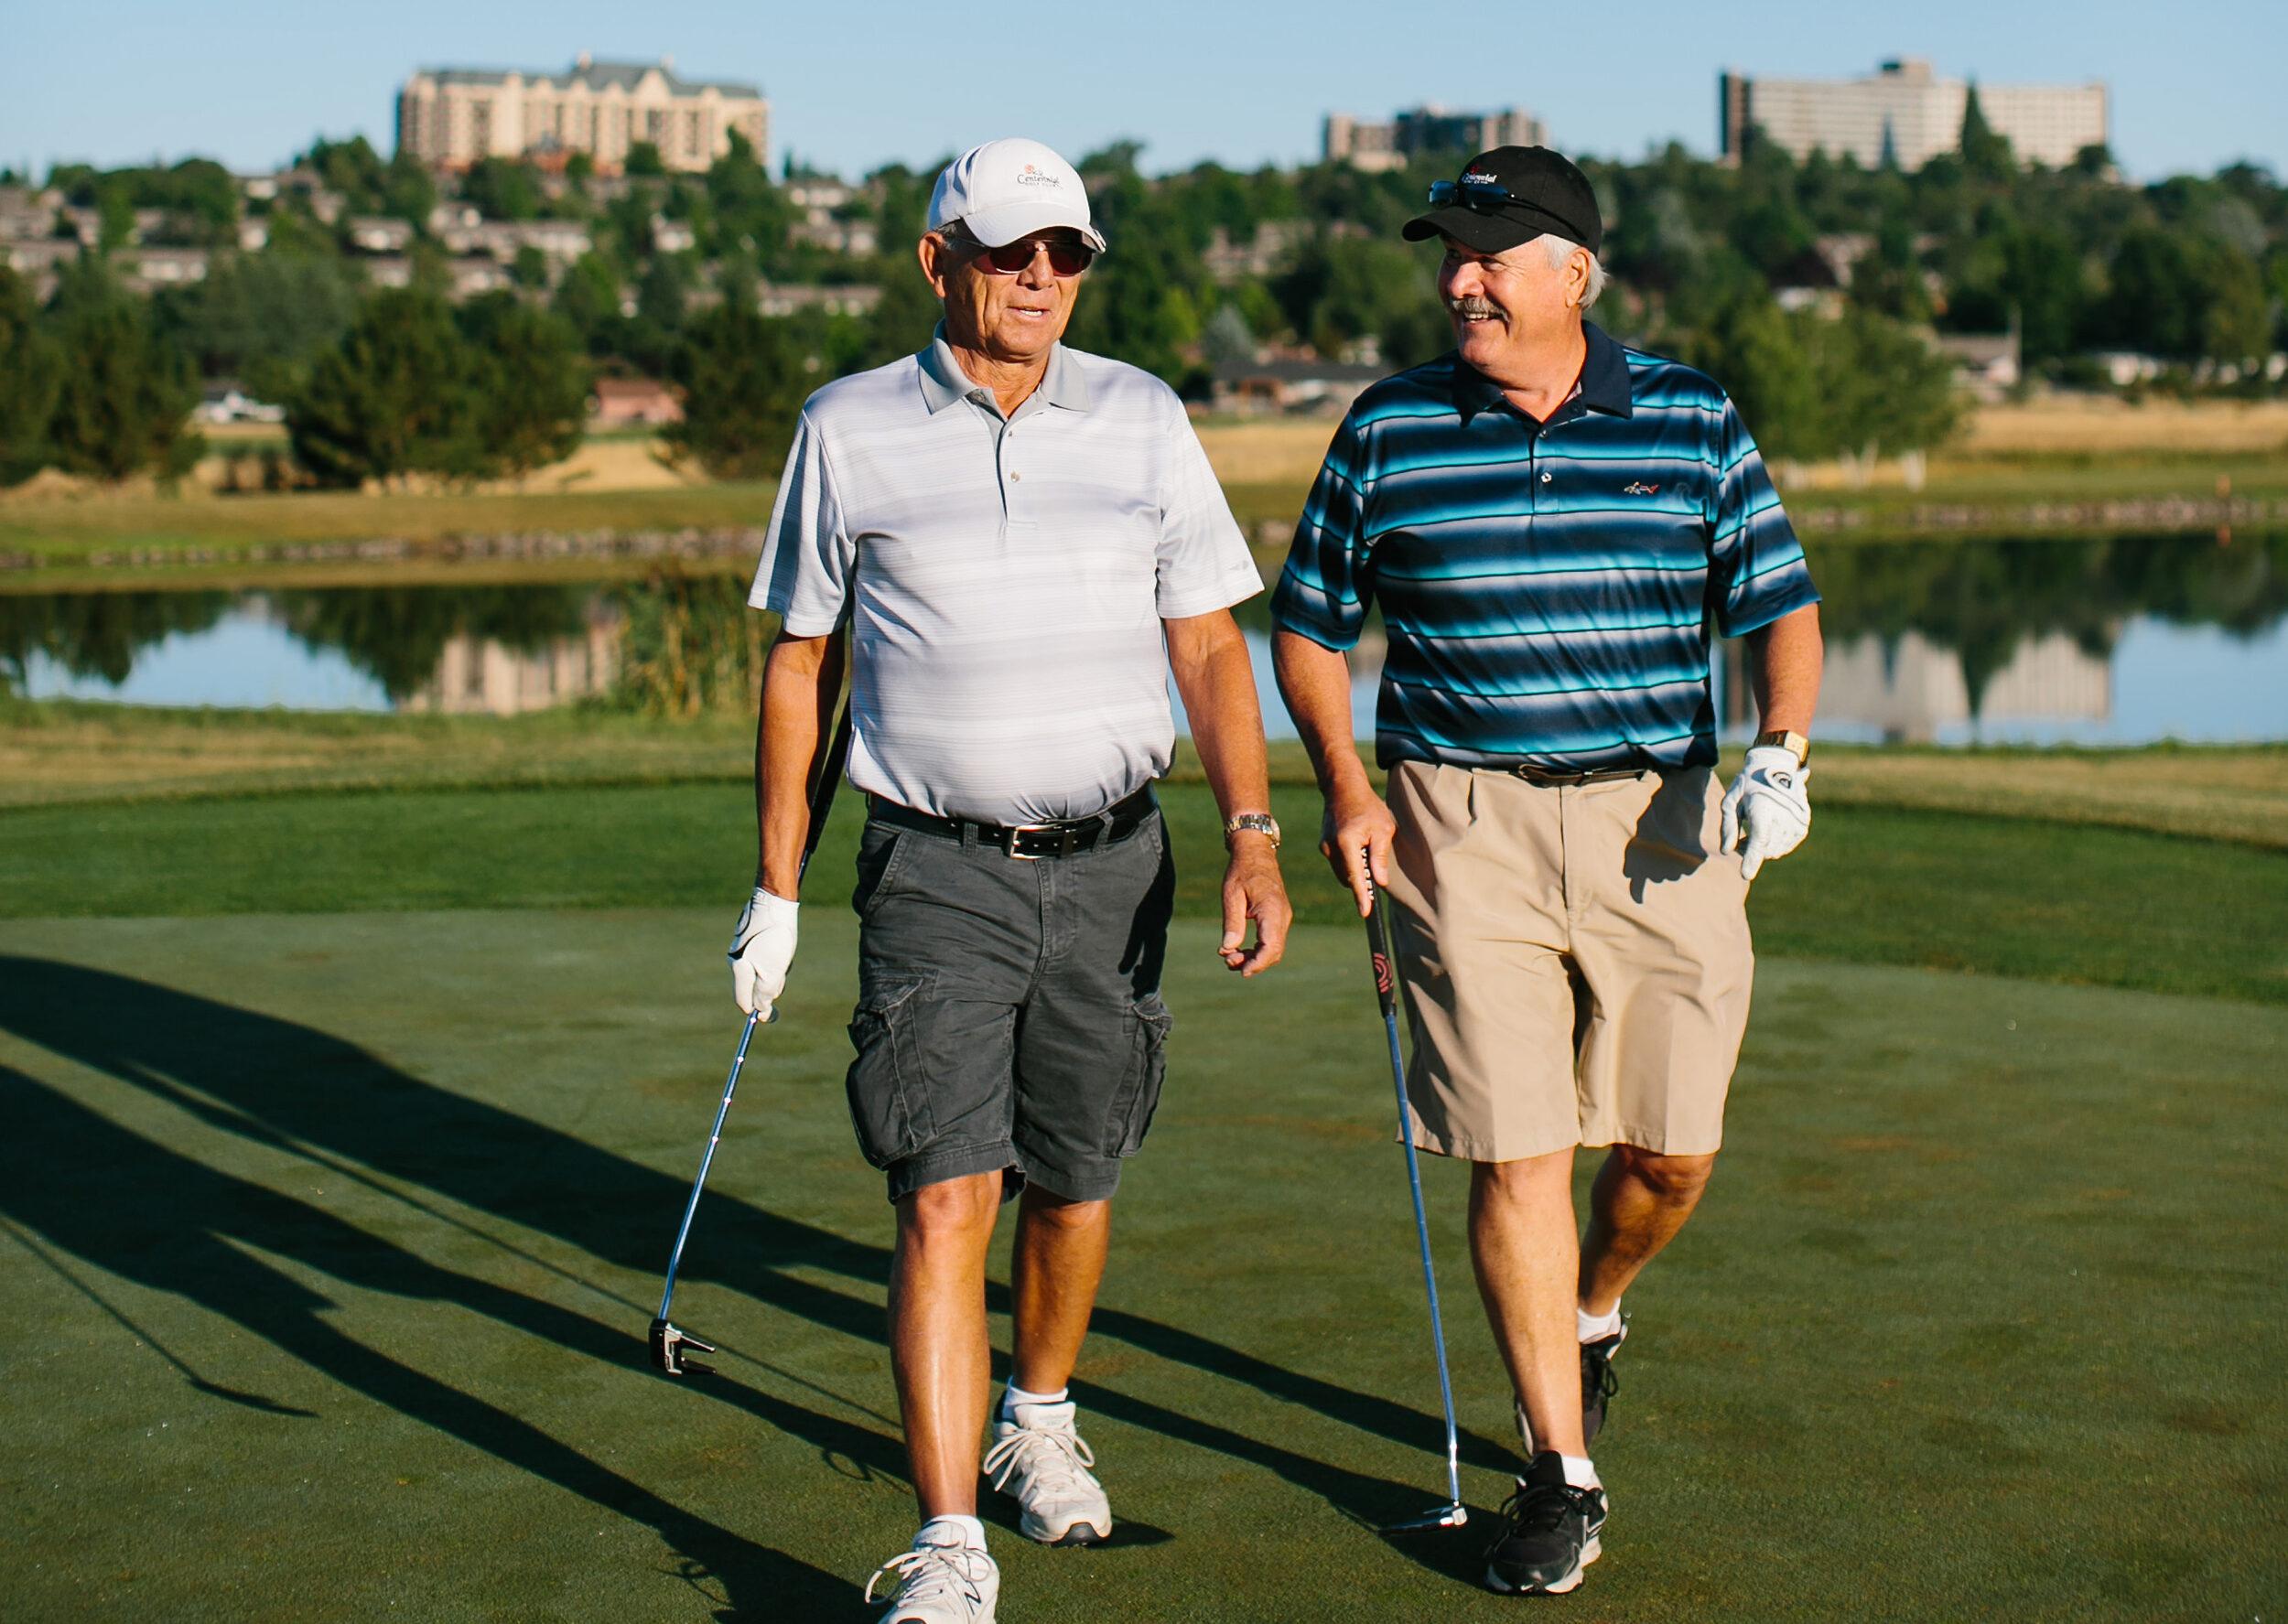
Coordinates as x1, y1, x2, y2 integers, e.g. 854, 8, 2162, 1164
1623, 481, 1660, 496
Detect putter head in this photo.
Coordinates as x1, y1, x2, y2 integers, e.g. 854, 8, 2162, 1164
650, 1317, 716, 1377
1380, 1501, 1468, 1535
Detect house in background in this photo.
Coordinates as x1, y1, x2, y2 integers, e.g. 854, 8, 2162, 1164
588, 378, 683, 430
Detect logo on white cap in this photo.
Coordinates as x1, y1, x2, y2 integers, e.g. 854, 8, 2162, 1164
928, 139, 1105, 252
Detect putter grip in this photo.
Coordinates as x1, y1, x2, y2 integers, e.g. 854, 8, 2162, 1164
1363, 883, 1399, 1021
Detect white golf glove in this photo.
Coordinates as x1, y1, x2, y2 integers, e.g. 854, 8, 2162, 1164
728, 887, 800, 1019
1720, 746, 1811, 882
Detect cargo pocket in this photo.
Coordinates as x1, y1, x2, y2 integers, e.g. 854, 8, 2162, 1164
844, 975, 932, 1169
1101, 993, 1173, 1157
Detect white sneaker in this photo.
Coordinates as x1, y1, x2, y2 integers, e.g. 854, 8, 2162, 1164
864, 1530, 998, 1623
983, 1399, 1113, 1546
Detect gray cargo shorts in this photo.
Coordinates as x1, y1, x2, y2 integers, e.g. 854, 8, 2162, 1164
844, 802, 1177, 1204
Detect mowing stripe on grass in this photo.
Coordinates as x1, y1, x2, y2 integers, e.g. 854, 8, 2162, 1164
4, 782, 2283, 1004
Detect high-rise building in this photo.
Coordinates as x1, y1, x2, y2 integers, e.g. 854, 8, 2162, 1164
396, 55, 767, 175
1324, 105, 1549, 172
1718, 59, 2106, 171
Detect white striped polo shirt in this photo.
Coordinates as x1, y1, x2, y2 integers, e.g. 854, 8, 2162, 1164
750, 329, 1262, 824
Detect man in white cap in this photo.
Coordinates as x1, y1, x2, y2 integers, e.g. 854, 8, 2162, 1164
729, 137, 1291, 1622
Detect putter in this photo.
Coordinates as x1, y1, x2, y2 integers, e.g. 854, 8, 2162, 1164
1363, 864, 1468, 1532
652, 685, 855, 1377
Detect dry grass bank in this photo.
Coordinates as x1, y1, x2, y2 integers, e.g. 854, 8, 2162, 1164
1962, 395, 2288, 457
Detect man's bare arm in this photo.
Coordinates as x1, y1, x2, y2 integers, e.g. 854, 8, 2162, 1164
1271, 628, 1393, 918
755, 628, 846, 898
1744, 604, 1823, 736
1164, 608, 1289, 975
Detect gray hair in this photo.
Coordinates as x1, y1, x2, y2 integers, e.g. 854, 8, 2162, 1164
1540, 233, 1607, 311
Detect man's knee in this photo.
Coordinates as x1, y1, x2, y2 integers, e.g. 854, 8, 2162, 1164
1613, 1145, 1717, 1207
898, 1171, 1004, 1241
1019, 1187, 1111, 1235
1471, 1146, 1576, 1209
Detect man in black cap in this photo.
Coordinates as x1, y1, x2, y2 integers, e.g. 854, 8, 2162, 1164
1272, 147, 1823, 1596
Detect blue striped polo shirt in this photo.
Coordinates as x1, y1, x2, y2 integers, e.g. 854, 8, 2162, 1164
1270, 323, 1819, 773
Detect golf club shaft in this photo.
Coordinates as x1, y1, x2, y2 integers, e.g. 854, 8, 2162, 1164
1367, 881, 1466, 1511
656, 1007, 761, 1318
655, 684, 855, 1326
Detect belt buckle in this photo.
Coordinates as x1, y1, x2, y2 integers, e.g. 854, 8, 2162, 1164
1004, 823, 1074, 860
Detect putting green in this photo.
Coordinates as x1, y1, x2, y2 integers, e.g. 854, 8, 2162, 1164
1, 911, 2280, 1622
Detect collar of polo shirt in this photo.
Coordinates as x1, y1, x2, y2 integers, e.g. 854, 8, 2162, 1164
1453, 320, 1635, 424
918, 320, 1094, 417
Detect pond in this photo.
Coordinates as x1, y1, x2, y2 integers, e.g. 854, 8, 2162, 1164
7, 532, 2288, 747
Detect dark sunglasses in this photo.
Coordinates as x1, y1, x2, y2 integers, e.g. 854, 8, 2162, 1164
949, 233, 1095, 276
1428, 177, 1534, 213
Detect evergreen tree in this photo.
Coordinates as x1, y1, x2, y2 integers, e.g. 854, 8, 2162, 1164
664, 293, 805, 479
1959, 84, 2016, 182
284, 287, 484, 487
0, 265, 60, 484
44, 260, 201, 481
457, 293, 592, 477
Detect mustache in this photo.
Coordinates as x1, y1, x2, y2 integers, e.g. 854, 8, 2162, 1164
1446, 296, 1502, 319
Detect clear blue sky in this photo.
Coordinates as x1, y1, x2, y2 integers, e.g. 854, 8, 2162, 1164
5, 0, 2281, 183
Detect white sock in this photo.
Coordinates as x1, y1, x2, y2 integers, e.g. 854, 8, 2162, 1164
917, 1514, 988, 1551
1000, 1382, 1069, 1418
1560, 1454, 1601, 1490
1577, 1302, 1623, 1342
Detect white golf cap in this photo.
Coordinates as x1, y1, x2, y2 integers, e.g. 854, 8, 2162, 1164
927, 137, 1106, 253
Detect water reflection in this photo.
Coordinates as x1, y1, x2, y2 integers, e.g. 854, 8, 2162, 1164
5, 532, 2286, 745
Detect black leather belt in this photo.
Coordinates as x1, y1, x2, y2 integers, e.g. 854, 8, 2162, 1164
867, 787, 1157, 859
1506, 764, 1648, 787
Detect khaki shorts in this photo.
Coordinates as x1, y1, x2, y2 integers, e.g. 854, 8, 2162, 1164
1386, 761, 1754, 1162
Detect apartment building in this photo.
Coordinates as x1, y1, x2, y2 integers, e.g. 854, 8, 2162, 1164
1323, 104, 1549, 172
397, 55, 768, 175
1719, 59, 2107, 170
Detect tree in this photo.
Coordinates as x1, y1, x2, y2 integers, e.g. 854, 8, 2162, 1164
284, 287, 484, 486
624, 142, 666, 178
459, 157, 544, 222
456, 293, 591, 478
552, 252, 627, 355
2198, 242, 2271, 370
44, 260, 201, 481
0, 265, 60, 483
664, 295, 806, 479
157, 248, 359, 383
1808, 309, 1963, 464
2097, 228, 2205, 358
1958, 84, 2015, 182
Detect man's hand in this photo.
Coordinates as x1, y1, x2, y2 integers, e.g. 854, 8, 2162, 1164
1319, 779, 1397, 917
728, 887, 800, 1017
1719, 747, 1811, 881
1220, 836, 1291, 975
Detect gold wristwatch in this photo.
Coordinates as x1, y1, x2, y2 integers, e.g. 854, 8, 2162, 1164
1225, 812, 1281, 850
1753, 729, 1811, 766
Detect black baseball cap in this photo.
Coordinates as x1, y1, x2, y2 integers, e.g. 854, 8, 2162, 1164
1403, 146, 1603, 257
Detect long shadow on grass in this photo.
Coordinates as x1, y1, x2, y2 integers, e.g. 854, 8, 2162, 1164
0, 1061, 852, 1619
0, 959, 1515, 1551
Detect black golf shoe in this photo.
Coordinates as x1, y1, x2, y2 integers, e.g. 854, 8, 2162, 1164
1581, 1323, 1624, 1445
1483, 1452, 1606, 1597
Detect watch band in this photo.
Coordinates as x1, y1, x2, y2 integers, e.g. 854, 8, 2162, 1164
1225, 812, 1281, 850
1753, 729, 1811, 765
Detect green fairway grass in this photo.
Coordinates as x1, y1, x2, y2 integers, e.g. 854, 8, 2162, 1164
1, 910, 2280, 1622
5, 778, 2285, 1004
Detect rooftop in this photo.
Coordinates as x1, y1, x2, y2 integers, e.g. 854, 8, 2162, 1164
415, 56, 761, 99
